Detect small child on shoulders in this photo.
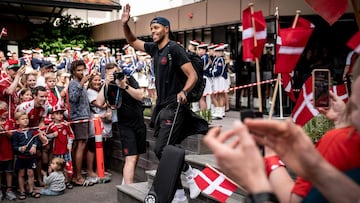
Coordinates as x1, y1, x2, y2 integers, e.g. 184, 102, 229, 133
36, 157, 66, 196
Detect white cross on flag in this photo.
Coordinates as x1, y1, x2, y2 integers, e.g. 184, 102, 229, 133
194, 165, 238, 203
282, 72, 296, 102
291, 76, 348, 126
275, 17, 314, 74
242, 6, 267, 62
347, 31, 360, 54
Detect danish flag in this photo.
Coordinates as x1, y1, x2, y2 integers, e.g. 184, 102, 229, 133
305, 0, 348, 25
291, 76, 348, 126
347, 31, 360, 54
194, 165, 238, 203
282, 72, 296, 102
275, 17, 314, 74
242, 6, 267, 62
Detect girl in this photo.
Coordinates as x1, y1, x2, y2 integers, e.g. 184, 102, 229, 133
37, 157, 66, 196
18, 88, 33, 104
46, 105, 75, 189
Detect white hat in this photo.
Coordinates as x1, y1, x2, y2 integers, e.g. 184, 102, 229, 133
73, 47, 82, 51
81, 51, 89, 57
122, 44, 130, 51
197, 42, 208, 49
63, 47, 71, 53
214, 45, 225, 51
98, 46, 107, 51
22, 49, 32, 54
136, 51, 147, 56
208, 43, 217, 49
189, 40, 199, 46
32, 48, 43, 54
265, 43, 274, 48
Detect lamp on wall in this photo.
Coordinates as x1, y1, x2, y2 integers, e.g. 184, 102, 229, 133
132, 16, 139, 23
187, 12, 193, 19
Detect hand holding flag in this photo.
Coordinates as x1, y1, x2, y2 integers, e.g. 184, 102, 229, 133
194, 165, 238, 203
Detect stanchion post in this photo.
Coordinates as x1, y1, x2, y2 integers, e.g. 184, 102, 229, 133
94, 115, 105, 178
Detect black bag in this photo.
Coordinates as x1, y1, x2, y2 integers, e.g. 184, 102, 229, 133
144, 102, 185, 203
167, 42, 205, 103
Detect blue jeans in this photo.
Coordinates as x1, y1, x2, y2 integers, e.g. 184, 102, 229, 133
40, 188, 64, 196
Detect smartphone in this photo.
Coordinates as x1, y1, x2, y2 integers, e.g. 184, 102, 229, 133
240, 110, 264, 156
312, 69, 330, 108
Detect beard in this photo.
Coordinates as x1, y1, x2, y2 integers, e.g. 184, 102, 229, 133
153, 32, 166, 44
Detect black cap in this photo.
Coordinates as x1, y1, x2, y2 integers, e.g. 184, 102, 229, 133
41, 60, 55, 69
150, 17, 174, 40
7, 64, 21, 71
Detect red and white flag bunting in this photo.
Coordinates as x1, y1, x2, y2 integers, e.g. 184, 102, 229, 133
194, 165, 238, 203
242, 6, 267, 62
347, 31, 360, 54
291, 76, 348, 126
305, 0, 348, 25
275, 17, 314, 74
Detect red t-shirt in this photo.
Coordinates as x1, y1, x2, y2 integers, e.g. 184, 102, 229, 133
0, 78, 19, 119
47, 121, 75, 155
0, 119, 15, 161
16, 100, 49, 127
292, 126, 360, 197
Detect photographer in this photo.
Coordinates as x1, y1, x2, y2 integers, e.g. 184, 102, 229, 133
95, 63, 146, 185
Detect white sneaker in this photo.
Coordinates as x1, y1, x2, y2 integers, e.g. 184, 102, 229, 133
171, 189, 188, 203
0, 192, 3, 201
185, 168, 201, 199
6, 191, 16, 200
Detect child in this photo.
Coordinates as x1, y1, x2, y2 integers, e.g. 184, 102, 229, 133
44, 72, 63, 124
37, 157, 66, 196
18, 88, 33, 104
12, 111, 41, 200
0, 101, 17, 201
46, 105, 75, 189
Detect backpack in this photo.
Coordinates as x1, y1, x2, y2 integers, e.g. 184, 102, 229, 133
167, 42, 205, 103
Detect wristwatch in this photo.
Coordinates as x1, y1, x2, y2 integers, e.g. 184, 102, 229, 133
181, 89, 188, 96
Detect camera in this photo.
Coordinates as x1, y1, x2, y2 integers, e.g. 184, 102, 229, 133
113, 71, 125, 81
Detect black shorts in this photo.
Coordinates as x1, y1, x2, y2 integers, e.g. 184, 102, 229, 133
118, 124, 146, 157
15, 157, 37, 170
0, 160, 14, 173
71, 121, 89, 140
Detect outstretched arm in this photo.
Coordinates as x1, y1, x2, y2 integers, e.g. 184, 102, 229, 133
121, 4, 145, 52
245, 119, 360, 203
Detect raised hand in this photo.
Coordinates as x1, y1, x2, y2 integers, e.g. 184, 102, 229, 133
120, 4, 131, 25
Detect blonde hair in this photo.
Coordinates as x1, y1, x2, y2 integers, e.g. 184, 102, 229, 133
51, 157, 66, 171
44, 72, 56, 81
14, 111, 28, 121
0, 100, 8, 110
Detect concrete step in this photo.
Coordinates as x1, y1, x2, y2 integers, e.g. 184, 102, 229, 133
117, 181, 247, 203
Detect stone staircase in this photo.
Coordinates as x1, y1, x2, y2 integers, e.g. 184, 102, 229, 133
115, 117, 248, 203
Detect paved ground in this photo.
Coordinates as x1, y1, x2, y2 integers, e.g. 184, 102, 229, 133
0, 110, 249, 203
1, 170, 122, 203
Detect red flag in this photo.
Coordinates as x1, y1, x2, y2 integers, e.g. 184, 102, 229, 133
292, 77, 348, 126
194, 166, 237, 203
305, 0, 348, 25
275, 18, 314, 73
0, 28, 7, 37
252, 11, 267, 59
242, 7, 267, 62
282, 72, 296, 102
347, 31, 360, 54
